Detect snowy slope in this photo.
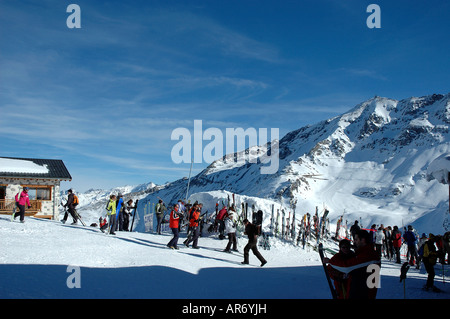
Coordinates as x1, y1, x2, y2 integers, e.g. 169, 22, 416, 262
130, 93, 450, 235
1, 216, 448, 299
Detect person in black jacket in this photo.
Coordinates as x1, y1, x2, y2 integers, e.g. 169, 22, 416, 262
242, 219, 267, 267
62, 189, 78, 225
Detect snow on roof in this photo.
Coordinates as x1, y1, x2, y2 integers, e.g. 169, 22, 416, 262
0, 158, 49, 174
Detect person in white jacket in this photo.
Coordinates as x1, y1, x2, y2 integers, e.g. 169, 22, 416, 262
224, 211, 238, 252
374, 227, 385, 258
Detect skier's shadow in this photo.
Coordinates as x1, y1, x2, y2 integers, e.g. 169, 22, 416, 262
113, 236, 168, 250
177, 250, 243, 266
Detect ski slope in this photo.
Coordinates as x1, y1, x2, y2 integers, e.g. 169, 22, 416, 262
1, 216, 448, 300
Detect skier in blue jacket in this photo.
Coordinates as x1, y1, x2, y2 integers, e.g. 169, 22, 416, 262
403, 225, 418, 266
115, 193, 124, 232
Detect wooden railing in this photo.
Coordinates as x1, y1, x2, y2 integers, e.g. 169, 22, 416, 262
0, 199, 42, 213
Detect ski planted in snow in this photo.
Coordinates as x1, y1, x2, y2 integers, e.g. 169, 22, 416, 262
129, 199, 139, 232
317, 208, 329, 244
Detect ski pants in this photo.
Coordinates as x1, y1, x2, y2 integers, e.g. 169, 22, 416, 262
394, 246, 401, 263
407, 245, 417, 265
168, 227, 179, 248
423, 258, 435, 288
63, 207, 78, 223
156, 213, 164, 234
186, 226, 200, 248
243, 240, 266, 264
109, 214, 117, 233
13, 204, 26, 222
226, 232, 237, 251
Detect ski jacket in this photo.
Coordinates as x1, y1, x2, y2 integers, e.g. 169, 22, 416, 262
65, 193, 76, 209
423, 240, 438, 265
155, 203, 166, 214
327, 251, 356, 299
225, 217, 236, 234
15, 190, 31, 207
189, 210, 200, 228
116, 197, 124, 214
392, 230, 402, 248
217, 207, 228, 221
403, 231, 417, 246
169, 208, 180, 229
106, 200, 117, 215
244, 223, 259, 243
375, 230, 385, 245
329, 244, 380, 299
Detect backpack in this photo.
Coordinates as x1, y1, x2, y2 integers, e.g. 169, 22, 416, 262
73, 194, 79, 206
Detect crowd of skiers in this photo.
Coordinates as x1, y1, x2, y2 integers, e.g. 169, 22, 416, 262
325, 220, 450, 299
164, 199, 266, 266
104, 193, 137, 234
60, 190, 137, 234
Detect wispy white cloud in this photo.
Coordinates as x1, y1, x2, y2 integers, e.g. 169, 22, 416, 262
338, 68, 388, 81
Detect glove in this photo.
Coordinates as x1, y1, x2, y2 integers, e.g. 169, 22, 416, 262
28, 206, 31, 209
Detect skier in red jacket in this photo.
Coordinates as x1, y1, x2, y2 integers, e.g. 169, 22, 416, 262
184, 205, 201, 249
326, 230, 381, 299
327, 239, 355, 299
392, 225, 402, 263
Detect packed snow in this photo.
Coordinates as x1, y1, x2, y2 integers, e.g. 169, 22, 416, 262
1, 215, 448, 300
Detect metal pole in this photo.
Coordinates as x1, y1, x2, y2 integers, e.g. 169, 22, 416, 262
185, 158, 193, 203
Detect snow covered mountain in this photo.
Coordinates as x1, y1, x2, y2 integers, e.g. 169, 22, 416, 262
73, 93, 450, 235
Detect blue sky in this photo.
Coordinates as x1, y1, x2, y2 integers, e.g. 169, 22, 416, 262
1, 0, 449, 192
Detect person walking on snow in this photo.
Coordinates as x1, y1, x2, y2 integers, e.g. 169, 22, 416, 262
242, 219, 267, 267
62, 189, 78, 225
167, 204, 181, 250
12, 187, 31, 223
